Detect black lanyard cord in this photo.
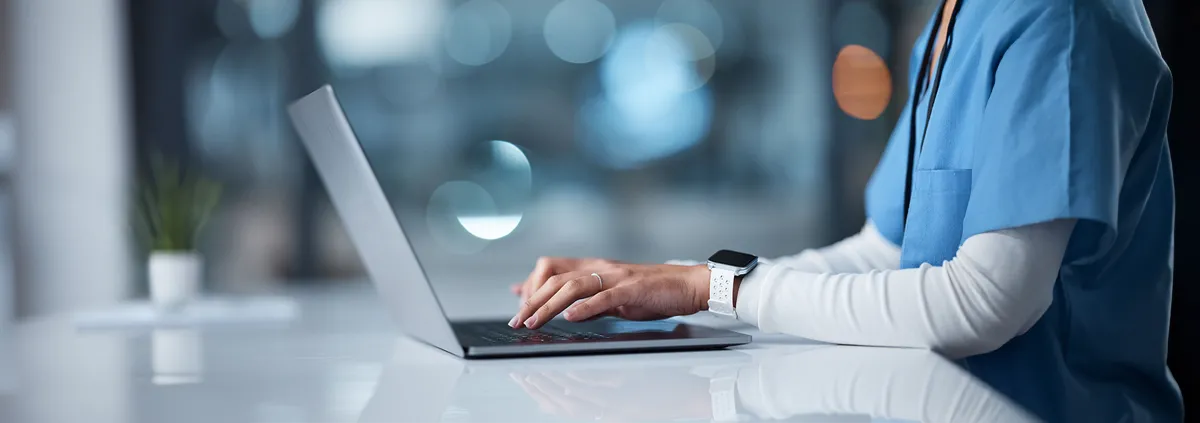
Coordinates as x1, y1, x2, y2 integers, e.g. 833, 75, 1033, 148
903, 0, 966, 228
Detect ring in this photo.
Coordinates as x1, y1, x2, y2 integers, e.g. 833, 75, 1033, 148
591, 272, 603, 289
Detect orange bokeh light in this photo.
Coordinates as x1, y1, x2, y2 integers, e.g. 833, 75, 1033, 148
832, 44, 892, 120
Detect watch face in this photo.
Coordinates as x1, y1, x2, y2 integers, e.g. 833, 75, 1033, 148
708, 250, 757, 268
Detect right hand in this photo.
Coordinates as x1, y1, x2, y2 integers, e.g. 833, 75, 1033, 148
510, 257, 615, 304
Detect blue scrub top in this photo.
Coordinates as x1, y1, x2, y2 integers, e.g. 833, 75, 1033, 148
864, 0, 1180, 421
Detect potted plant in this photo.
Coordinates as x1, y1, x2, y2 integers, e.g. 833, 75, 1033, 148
134, 158, 222, 311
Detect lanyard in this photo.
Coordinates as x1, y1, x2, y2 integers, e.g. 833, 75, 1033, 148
903, 0, 965, 228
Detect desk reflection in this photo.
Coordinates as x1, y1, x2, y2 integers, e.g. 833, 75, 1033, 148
360, 339, 1039, 423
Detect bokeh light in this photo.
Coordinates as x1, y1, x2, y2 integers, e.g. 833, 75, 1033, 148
833, 0, 891, 59
425, 140, 532, 250
443, 0, 512, 66
186, 41, 291, 171
655, 23, 715, 60
426, 181, 495, 253
655, 0, 724, 52
832, 45, 892, 120
652, 23, 717, 90
471, 140, 533, 219
543, 0, 616, 64
457, 215, 522, 241
248, 0, 302, 39
580, 22, 713, 169
316, 0, 443, 69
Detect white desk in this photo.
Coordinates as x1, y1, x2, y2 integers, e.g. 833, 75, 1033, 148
0, 284, 1040, 423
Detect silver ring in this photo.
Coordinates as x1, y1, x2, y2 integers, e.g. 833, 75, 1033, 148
591, 272, 603, 289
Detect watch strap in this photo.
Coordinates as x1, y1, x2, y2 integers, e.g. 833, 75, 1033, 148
708, 267, 737, 318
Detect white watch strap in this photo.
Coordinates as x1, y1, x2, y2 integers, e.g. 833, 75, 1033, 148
708, 267, 737, 318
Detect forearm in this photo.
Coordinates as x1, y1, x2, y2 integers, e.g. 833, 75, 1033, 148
735, 219, 1074, 358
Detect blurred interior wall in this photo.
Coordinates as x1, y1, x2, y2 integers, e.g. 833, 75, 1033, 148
11, 0, 130, 318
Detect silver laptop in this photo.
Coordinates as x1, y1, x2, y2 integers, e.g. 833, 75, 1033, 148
287, 85, 751, 358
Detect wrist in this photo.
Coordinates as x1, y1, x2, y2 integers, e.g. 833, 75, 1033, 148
691, 264, 711, 311
733, 275, 742, 306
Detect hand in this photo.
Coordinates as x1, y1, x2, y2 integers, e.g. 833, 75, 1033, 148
511, 257, 615, 304
509, 259, 711, 329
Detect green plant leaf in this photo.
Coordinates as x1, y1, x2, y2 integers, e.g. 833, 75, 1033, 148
133, 154, 223, 252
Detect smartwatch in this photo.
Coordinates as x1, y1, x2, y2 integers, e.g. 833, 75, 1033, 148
706, 250, 759, 319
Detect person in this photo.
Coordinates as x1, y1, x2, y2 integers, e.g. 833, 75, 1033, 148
509, 0, 1180, 421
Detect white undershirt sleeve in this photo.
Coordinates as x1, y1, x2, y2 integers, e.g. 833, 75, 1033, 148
736, 219, 1075, 359
768, 221, 901, 274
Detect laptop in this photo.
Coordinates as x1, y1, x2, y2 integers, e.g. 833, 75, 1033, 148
287, 85, 751, 358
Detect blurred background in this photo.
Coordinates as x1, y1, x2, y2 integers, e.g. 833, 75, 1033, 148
0, 0, 1196, 408
121, 0, 934, 295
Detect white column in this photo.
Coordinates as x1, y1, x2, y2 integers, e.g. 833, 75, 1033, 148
11, 0, 130, 318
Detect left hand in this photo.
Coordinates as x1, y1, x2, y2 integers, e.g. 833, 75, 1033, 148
509, 260, 711, 329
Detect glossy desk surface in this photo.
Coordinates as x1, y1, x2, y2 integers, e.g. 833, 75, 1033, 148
0, 284, 1042, 423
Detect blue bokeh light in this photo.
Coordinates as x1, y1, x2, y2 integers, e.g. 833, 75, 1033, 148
580, 22, 713, 170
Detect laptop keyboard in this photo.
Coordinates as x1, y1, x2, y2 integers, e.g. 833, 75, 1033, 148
472, 323, 612, 344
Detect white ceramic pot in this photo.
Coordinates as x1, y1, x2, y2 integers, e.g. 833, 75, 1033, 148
148, 251, 201, 311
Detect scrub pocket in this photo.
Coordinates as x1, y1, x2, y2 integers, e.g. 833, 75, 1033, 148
900, 169, 973, 269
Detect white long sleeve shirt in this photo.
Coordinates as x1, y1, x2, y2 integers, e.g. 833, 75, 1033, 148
735, 219, 1075, 358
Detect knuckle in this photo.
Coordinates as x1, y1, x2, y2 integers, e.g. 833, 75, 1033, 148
610, 287, 633, 302
562, 278, 580, 293
593, 291, 613, 303
546, 275, 564, 288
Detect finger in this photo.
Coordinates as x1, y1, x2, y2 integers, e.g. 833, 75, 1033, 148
512, 271, 583, 328
521, 258, 611, 302
575, 309, 619, 322
513, 271, 593, 329
563, 286, 633, 322
519, 257, 557, 303
510, 283, 522, 295
525, 272, 607, 330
